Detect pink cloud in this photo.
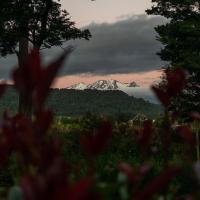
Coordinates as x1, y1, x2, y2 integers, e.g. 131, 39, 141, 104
53, 70, 162, 88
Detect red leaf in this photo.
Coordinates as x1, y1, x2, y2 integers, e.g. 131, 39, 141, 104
34, 48, 72, 110
167, 68, 186, 96
28, 50, 42, 86
134, 167, 179, 200
138, 120, 153, 147
151, 86, 170, 106
0, 139, 12, 166
0, 117, 17, 166
13, 48, 72, 112
151, 68, 186, 107
21, 175, 40, 200
34, 110, 53, 134
21, 158, 70, 200
119, 162, 135, 182
81, 121, 112, 157
191, 112, 200, 121
66, 177, 94, 200
119, 163, 151, 184
139, 165, 151, 176
177, 125, 195, 146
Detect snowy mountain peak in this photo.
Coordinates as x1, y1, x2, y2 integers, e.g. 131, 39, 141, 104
67, 82, 87, 90
67, 80, 139, 91
66, 80, 158, 104
87, 80, 120, 90
127, 81, 138, 87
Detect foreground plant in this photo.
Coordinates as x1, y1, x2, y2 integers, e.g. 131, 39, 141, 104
0, 50, 199, 199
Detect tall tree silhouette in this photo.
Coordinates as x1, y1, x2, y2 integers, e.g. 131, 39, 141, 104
146, 1, 200, 118
0, 0, 91, 116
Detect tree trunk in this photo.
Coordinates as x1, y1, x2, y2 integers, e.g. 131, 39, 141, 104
18, 37, 32, 117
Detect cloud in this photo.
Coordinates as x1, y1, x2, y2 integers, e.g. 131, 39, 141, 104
55, 15, 168, 75
0, 15, 167, 79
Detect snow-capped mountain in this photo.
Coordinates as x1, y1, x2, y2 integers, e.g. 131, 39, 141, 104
87, 80, 119, 90
66, 80, 158, 104
67, 82, 87, 90
87, 80, 138, 90
67, 80, 138, 91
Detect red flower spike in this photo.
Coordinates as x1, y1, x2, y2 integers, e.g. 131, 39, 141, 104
21, 158, 70, 200
12, 47, 72, 112
80, 121, 112, 157
151, 86, 170, 107
177, 125, 196, 146
36, 139, 64, 169
134, 167, 179, 200
191, 112, 200, 121
118, 162, 135, 182
34, 110, 53, 134
21, 175, 41, 200
34, 48, 73, 110
138, 120, 154, 147
9, 115, 40, 165
152, 68, 186, 107
0, 138, 13, 167
167, 68, 186, 96
29, 49, 42, 79
0, 116, 18, 166
65, 177, 96, 200
119, 163, 151, 185
139, 165, 151, 177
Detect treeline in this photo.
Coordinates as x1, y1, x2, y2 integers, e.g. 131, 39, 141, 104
0, 87, 162, 118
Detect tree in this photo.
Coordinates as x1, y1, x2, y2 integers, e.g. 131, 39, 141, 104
0, 0, 91, 115
168, 73, 200, 121
146, 1, 200, 73
146, 0, 200, 118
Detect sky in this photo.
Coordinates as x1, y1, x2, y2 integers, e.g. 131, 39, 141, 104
0, 0, 167, 87
56, 0, 167, 87
60, 0, 153, 26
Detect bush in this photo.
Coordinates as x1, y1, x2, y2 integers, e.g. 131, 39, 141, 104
0, 50, 200, 200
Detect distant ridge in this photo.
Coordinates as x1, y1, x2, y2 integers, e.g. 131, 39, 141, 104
0, 87, 162, 118
67, 80, 139, 90
66, 80, 159, 104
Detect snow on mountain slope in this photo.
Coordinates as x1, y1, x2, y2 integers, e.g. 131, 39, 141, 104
66, 80, 158, 104
87, 80, 138, 90
67, 80, 138, 90
67, 82, 87, 90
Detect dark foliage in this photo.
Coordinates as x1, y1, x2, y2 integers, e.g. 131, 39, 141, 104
0, 50, 199, 200
0, 87, 163, 118
147, 0, 200, 119
0, 0, 91, 115
0, 0, 91, 56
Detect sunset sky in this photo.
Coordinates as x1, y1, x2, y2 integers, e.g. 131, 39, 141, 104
61, 0, 153, 26
0, 0, 167, 88
54, 0, 166, 88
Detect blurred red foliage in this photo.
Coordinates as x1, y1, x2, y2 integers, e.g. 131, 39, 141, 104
152, 68, 186, 106
0, 50, 199, 200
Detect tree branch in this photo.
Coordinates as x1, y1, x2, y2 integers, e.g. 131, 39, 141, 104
37, 0, 53, 48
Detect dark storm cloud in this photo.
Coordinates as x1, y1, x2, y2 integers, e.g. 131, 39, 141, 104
60, 15, 168, 75
0, 15, 167, 79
